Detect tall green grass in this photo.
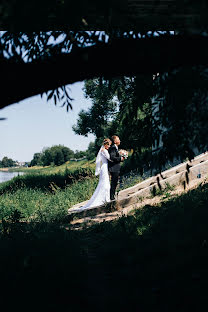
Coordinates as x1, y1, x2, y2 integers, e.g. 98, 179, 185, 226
0, 158, 144, 224
0, 176, 99, 222
0, 166, 95, 194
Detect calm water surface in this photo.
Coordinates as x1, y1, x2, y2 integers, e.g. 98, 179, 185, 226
0, 171, 25, 184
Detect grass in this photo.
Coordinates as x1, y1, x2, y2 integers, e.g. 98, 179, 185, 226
1, 179, 208, 311
0, 172, 142, 224
0, 177, 99, 222
118, 170, 143, 191
2, 159, 208, 310
149, 181, 176, 198
0, 164, 95, 194
71, 179, 208, 311
0, 159, 144, 224
7, 158, 96, 174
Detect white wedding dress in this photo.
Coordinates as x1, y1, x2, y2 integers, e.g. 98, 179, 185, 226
74, 146, 111, 211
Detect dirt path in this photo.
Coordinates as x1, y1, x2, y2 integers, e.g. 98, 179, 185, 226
69, 176, 207, 230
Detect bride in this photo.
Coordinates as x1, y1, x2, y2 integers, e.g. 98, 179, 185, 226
75, 138, 112, 211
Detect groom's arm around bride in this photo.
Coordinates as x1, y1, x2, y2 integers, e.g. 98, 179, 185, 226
108, 135, 124, 201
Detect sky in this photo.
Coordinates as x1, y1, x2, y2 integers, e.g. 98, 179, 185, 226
0, 82, 95, 162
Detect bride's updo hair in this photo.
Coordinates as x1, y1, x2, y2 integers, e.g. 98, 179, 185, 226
103, 138, 112, 146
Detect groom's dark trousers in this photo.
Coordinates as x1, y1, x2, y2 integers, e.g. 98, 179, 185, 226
108, 144, 122, 200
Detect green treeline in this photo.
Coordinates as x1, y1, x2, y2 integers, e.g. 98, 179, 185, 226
0, 156, 16, 168
30, 145, 75, 166
0, 143, 97, 168
30, 144, 96, 166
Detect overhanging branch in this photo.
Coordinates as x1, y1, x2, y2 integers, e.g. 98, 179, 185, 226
1, 34, 208, 109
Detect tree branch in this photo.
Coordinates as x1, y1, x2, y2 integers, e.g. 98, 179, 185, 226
1, 34, 208, 109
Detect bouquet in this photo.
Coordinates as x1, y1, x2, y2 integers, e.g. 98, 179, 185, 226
119, 149, 128, 159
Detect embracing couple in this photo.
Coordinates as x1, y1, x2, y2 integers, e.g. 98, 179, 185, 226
78, 135, 127, 211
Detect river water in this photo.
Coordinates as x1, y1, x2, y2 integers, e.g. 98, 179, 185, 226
0, 171, 25, 184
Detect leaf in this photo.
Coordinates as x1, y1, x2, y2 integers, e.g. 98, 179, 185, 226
67, 101, 73, 110
47, 90, 54, 100
56, 89, 60, 100
53, 94, 57, 105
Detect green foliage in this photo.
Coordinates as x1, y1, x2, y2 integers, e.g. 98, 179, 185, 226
72, 78, 119, 151
85, 141, 97, 160
30, 145, 74, 166
111, 76, 153, 152
152, 66, 208, 169
2, 30, 208, 171
2, 29, 208, 310
0, 176, 99, 223
73, 76, 153, 172
0, 156, 16, 168
74, 150, 87, 159
30, 152, 42, 166
117, 171, 143, 192
0, 167, 95, 194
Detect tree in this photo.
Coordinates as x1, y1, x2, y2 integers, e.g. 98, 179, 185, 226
30, 145, 75, 167
86, 142, 97, 161
60, 146, 74, 162
30, 153, 42, 166
1, 31, 208, 109
54, 150, 65, 166
0, 156, 15, 168
151, 66, 208, 169
73, 76, 152, 155
72, 78, 119, 150
74, 150, 87, 159
2, 30, 208, 170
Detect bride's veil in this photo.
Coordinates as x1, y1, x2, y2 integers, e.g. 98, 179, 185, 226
95, 145, 104, 176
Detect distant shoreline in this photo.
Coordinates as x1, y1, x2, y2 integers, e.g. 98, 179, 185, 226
0, 168, 9, 172
0, 167, 22, 172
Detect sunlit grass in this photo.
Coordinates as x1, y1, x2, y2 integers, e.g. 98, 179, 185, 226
8, 158, 96, 174
0, 177, 99, 222
0, 156, 145, 223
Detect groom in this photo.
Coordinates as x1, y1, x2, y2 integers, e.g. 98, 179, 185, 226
108, 135, 124, 200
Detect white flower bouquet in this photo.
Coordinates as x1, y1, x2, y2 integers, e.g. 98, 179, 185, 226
119, 149, 128, 159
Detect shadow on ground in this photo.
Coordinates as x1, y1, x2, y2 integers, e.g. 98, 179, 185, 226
1, 181, 208, 311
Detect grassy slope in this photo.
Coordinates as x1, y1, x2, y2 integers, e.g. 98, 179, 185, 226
0, 159, 142, 223
7, 158, 96, 174
0, 179, 208, 310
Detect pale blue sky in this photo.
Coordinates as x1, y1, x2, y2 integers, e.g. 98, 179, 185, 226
0, 82, 95, 162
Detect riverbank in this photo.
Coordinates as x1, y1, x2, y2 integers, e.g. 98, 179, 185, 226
0, 171, 25, 184
0, 158, 142, 222
3, 159, 96, 174
0, 168, 9, 171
